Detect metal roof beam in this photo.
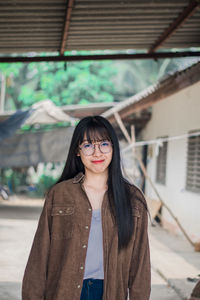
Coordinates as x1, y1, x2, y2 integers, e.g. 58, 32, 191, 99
149, 0, 200, 53
60, 0, 75, 55
0, 51, 200, 63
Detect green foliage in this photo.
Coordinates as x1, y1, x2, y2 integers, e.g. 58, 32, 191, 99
1, 168, 28, 193
1, 59, 117, 110
18, 85, 35, 106
35, 174, 56, 197
0, 167, 57, 197
0, 62, 23, 76
1, 53, 197, 109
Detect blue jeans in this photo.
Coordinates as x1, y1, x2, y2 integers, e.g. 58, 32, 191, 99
80, 278, 104, 300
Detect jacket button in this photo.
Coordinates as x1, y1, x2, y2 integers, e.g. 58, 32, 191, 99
88, 208, 92, 211
85, 226, 89, 229
80, 266, 83, 270
77, 285, 81, 288
82, 245, 87, 248
59, 210, 63, 214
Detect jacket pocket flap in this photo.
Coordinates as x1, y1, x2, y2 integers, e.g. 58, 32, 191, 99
132, 207, 140, 218
51, 206, 74, 216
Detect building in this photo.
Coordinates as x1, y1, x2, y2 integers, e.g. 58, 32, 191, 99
104, 61, 200, 243
141, 67, 200, 243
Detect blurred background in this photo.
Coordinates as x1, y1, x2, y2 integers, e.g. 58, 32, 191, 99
0, 0, 200, 299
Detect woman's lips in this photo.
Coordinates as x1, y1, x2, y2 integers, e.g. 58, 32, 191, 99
92, 160, 104, 164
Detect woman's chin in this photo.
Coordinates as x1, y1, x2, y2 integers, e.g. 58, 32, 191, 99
86, 165, 108, 174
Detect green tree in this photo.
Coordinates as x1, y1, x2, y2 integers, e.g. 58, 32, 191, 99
0, 59, 117, 110
1, 55, 197, 109
0, 63, 23, 110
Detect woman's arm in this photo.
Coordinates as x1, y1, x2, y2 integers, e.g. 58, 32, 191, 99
22, 190, 53, 300
128, 192, 151, 300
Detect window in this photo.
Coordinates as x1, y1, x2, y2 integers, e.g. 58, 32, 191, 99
156, 138, 168, 185
186, 131, 200, 193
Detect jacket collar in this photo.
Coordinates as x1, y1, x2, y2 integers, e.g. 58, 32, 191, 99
72, 172, 85, 184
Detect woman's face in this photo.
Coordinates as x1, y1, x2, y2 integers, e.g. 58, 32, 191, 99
78, 134, 113, 175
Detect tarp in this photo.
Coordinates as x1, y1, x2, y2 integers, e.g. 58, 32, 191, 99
0, 99, 77, 144
25, 100, 76, 125
0, 127, 74, 168
0, 109, 31, 142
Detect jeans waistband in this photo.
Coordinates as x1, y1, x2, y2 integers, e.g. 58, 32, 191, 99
83, 278, 103, 288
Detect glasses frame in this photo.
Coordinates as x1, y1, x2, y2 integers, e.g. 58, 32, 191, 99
79, 140, 112, 156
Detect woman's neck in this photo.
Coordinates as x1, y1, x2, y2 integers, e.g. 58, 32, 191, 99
83, 171, 108, 191
83, 170, 108, 210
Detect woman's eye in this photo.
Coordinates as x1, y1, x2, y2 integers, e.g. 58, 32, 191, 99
101, 141, 110, 147
83, 143, 92, 149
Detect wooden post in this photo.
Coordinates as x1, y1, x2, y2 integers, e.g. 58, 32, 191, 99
130, 125, 135, 155
0, 73, 6, 113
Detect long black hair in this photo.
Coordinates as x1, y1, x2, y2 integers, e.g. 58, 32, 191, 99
57, 116, 133, 250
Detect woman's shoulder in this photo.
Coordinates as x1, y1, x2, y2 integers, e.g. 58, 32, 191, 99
55, 178, 75, 189
124, 179, 145, 198
124, 180, 147, 211
45, 177, 77, 199
44, 177, 80, 208
54, 177, 78, 193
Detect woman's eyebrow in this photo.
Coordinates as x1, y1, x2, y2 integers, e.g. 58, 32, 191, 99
82, 138, 108, 143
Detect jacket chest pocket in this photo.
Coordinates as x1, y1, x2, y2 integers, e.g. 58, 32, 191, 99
51, 205, 74, 240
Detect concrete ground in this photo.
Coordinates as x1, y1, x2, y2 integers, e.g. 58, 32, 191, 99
149, 224, 200, 300
0, 196, 199, 300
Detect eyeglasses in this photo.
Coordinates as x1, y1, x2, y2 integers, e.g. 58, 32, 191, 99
79, 140, 112, 156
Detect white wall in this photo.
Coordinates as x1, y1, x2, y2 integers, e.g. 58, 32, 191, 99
141, 81, 200, 242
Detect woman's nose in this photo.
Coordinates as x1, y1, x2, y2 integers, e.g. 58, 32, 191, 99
93, 144, 101, 156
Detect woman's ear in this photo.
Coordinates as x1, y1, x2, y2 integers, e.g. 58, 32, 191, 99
76, 146, 80, 156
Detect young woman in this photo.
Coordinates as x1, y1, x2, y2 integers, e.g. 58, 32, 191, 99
22, 115, 151, 300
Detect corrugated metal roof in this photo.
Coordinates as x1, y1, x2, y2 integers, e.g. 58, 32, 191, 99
0, 0, 199, 54
164, 8, 200, 48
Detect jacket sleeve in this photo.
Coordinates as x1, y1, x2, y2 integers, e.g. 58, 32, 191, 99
128, 192, 151, 300
22, 190, 53, 300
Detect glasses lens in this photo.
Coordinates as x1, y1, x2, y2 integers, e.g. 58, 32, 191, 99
80, 140, 112, 155
100, 141, 112, 153
82, 143, 94, 155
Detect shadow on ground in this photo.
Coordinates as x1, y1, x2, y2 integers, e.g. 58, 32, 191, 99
0, 282, 21, 300
0, 204, 42, 220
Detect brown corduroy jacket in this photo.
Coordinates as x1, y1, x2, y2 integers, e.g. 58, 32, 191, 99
22, 173, 151, 300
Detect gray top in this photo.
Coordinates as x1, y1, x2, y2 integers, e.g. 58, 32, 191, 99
83, 208, 104, 279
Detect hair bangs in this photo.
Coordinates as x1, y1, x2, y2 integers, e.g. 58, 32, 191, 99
80, 122, 111, 144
